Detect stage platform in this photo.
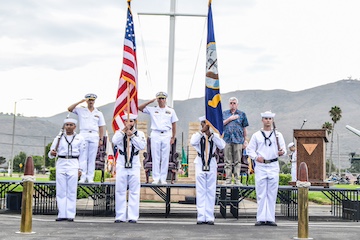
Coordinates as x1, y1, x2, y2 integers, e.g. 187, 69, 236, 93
1, 180, 359, 221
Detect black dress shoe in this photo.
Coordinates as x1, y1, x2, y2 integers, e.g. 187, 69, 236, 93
254, 221, 266, 226
55, 218, 68, 222
114, 220, 125, 223
266, 221, 277, 226
207, 221, 215, 225
196, 221, 204, 225
128, 220, 137, 223
67, 218, 74, 222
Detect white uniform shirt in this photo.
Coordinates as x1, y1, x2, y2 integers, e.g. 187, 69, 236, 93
112, 129, 146, 168
48, 133, 86, 170
190, 132, 226, 164
143, 106, 178, 131
72, 107, 106, 132
246, 129, 286, 161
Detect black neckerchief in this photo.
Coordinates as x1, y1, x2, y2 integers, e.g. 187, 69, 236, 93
200, 134, 214, 169
64, 134, 76, 156
261, 130, 273, 146
123, 131, 138, 167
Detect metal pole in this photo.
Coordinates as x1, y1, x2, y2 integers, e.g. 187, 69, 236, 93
43, 136, 47, 173
137, 2, 206, 107
337, 132, 340, 176
10, 98, 32, 177
167, 0, 176, 108
10, 101, 17, 177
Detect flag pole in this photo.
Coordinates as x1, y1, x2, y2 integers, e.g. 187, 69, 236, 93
125, 0, 132, 168
126, 81, 131, 167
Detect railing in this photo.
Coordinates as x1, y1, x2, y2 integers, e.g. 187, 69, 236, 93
1, 180, 359, 221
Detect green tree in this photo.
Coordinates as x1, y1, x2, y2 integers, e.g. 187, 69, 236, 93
328, 106, 342, 174
0, 156, 6, 165
322, 122, 333, 135
32, 155, 44, 171
13, 152, 27, 173
45, 142, 55, 167
349, 152, 360, 173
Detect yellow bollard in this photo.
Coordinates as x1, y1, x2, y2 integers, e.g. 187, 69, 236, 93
17, 156, 36, 234
294, 162, 312, 240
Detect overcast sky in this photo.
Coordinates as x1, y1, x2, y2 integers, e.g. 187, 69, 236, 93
1, 0, 360, 117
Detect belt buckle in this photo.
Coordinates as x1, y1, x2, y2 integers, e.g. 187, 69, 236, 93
202, 165, 210, 171
264, 160, 270, 164
125, 162, 132, 168
65, 155, 69, 159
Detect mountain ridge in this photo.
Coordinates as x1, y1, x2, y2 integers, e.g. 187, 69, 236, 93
1, 79, 360, 170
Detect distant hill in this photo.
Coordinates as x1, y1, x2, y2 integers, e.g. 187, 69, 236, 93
1, 79, 360, 170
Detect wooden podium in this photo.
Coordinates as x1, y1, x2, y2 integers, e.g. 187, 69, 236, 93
292, 129, 330, 187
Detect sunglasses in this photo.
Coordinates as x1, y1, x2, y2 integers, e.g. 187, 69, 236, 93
230, 102, 237, 105
158, 98, 166, 100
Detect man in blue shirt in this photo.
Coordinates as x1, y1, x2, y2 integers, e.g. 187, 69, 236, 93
223, 97, 249, 185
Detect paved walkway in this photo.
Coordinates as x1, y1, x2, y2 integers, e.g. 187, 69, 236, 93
1, 201, 359, 240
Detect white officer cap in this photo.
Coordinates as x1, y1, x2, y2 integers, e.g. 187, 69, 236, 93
288, 142, 295, 148
64, 118, 77, 125
156, 91, 168, 98
260, 110, 275, 118
121, 113, 138, 120
199, 116, 206, 122
85, 93, 97, 100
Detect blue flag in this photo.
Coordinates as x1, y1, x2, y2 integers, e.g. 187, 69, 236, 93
205, 0, 223, 135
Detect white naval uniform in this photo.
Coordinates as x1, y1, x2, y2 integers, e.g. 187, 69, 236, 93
143, 105, 178, 183
112, 128, 146, 222
246, 129, 286, 223
290, 150, 297, 182
48, 133, 86, 219
72, 107, 106, 182
190, 132, 226, 223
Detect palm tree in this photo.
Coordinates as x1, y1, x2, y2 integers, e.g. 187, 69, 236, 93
322, 122, 333, 135
328, 106, 342, 175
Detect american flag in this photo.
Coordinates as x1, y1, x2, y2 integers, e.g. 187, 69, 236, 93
205, 0, 223, 135
112, 1, 138, 132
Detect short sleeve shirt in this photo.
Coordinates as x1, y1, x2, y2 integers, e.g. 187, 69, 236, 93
222, 109, 249, 144
73, 107, 106, 132
143, 106, 178, 131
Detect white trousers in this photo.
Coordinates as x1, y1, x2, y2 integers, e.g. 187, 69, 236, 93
79, 133, 99, 182
291, 162, 297, 182
195, 159, 217, 222
115, 167, 141, 222
254, 162, 279, 222
56, 167, 78, 219
150, 130, 171, 182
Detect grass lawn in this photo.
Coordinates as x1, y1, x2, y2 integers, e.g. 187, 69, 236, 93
0, 174, 50, 182
308, 184, 360, 205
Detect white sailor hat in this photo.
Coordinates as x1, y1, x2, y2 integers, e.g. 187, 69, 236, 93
121, 113, 138, 120
64, 118, 77, 125
198, 116, 206, 122
260, 110, 275, 118
288, 142, 295, 148
85, 93, 97, 100
156, 91, 168, 98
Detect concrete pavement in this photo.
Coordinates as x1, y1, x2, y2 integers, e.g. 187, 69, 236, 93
0, 201, 359, 240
